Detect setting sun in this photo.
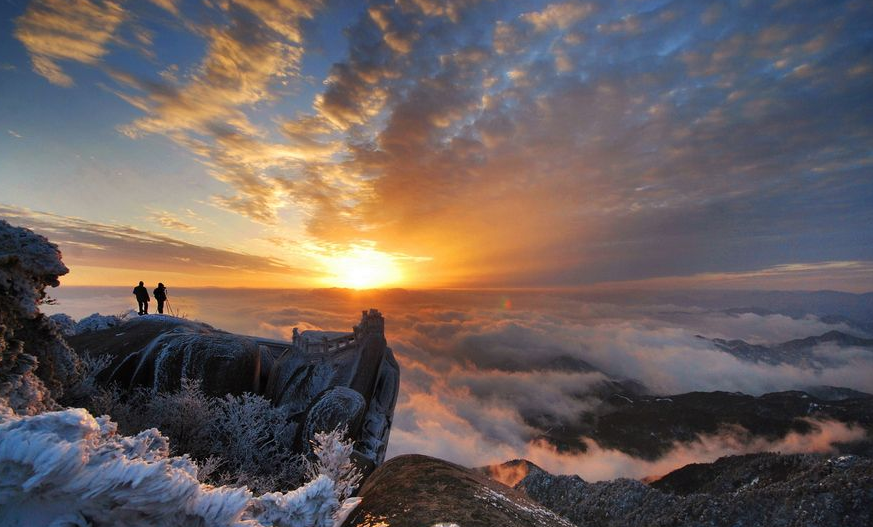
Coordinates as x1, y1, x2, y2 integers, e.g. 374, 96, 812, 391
323, 248, 403, 289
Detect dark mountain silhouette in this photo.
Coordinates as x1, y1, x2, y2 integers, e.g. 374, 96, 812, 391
698, 330, 873, 367
507, 453, 873, 527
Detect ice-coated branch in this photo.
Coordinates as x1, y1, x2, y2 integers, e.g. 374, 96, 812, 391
0, 404, 341, 527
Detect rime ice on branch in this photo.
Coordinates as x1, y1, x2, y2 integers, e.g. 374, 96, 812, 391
0, 406, 345, 527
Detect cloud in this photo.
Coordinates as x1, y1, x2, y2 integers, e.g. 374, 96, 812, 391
290, 0, 873, 287
0, 205, 313, 283
14, 0, 325, 226
11, 0, 873, 287
48, 286, 872, 475
14, 0, 126, 86
521, 2, 596, 32
147, 0, 179, 16
108, 3, 324, 225
147, 210, 201, 233
522, 419, 866, 481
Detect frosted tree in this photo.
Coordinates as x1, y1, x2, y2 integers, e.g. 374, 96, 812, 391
0, 404, 342, 527
308, 427, 364, 501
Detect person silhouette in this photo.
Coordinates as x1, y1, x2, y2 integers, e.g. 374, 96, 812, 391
153, 282, 168, 315
133, 281, 150, 315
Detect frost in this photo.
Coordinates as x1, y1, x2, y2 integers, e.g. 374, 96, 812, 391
89, 379, 306, 494
308, 427, 364, 502
0, 404, 344, 527
74, 312, 126, 334
47, 313, 76, 336
0, 219, 75, 414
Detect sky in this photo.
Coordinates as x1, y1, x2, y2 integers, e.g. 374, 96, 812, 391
1, 0, 872, 290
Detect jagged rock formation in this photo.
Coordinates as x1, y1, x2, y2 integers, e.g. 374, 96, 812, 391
264, 309, 399, 468
66, 309, 399, 472
341, 454, 575, 527
510, 453, 873, 527
0, 219, 77, 415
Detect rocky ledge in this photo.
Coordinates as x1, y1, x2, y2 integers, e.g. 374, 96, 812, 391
66, 309, 399, 472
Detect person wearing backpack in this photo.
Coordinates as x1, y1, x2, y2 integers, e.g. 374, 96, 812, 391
153, 282, 168, 315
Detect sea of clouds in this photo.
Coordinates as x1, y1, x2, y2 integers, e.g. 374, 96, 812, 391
45, 287, 873, 480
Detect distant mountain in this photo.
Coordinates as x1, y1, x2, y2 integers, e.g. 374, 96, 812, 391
721, 308, 873, 335
588, 390, 873, 459
803, 385, 873, 401
516, 387, 873, 460
510, 453, 873, 527
699, 330, 873, 367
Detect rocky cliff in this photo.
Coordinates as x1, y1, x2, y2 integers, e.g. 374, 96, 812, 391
66, 309, 399, 472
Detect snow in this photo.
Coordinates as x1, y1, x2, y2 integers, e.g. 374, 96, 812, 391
74, 312, 125, 334
48, 313, 77, 336
0, 219, 68, 318
0, 405, 343, 527
1, 220, 72, 414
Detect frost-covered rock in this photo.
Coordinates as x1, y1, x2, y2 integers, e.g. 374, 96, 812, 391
68, 309, 400, 474
67, 317, 260, 396
75, 312, 125, 334
47, 313, 76, 336
0, 404, 342, 527
300, 387, 366, 456
264, 309, 400, 469
0, 219, 76, 414
0, 220, 68, 318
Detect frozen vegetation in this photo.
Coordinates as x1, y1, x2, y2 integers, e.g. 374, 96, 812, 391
0, 406, 342, 527
0, 219, 361, 526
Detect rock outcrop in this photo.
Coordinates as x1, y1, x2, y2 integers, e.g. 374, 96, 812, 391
66, 309, 399, 473
0, 219, 77, 415
341, 454, 575, 527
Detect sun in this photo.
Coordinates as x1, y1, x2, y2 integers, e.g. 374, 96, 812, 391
323, 247, 403, 289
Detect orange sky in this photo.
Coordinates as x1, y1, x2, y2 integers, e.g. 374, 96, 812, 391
2, 0, 872, 292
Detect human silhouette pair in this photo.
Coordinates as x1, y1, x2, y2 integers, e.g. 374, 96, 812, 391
132, 281, 168, 315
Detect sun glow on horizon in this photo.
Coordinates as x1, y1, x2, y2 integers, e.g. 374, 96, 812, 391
322, 247, 404, 289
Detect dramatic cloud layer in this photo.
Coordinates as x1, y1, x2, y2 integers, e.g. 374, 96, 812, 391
6, 0, 873, 288
0, 205, 316, 286
45, 287, 873, 479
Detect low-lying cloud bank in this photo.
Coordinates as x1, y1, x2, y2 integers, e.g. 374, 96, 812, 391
526, 419, 865, 482
47, 287, 873, 479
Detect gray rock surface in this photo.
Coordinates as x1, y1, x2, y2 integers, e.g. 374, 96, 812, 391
66, 308, 399, 472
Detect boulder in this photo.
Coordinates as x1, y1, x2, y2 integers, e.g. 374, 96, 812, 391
341, 455, 574, 527
67, 316, 260, 396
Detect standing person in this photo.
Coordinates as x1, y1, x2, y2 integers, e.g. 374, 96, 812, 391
153, 282, 168, 315
133, 281, 150, 315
